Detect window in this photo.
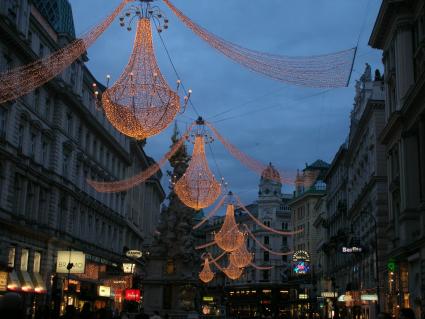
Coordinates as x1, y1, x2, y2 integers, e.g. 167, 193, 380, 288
282, 222, 288, 230
33, 252, 41, 273
34, 89, 40, 112
1, 53, 13, 72
18, 123, 25, 151
264, 251, 269, 262
282, 236, 288, 246
262, 270, 269, 281
0, 107, 8, 136
45, 98, 51, 120
39, 43, 44, 57
8, 247, 15, 268
263, 220, 271, 227
27, 30, 32, 46
66, 112, 73, 136
62, 149, 71, 178
42, 139, 49, 166
264, 236, 269, 245
282, 255, 287, 262
20, 249, 29, 271
30, 131, 37, 159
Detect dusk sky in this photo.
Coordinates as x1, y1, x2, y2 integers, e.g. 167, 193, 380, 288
71, 0, 383, 204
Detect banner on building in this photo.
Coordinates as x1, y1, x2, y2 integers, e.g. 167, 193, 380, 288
56, 251, 86, 274
0, 271, 8, 291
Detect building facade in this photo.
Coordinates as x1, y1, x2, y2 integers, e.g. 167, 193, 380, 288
202, 164, 294, 318
0, 0, 164, 316
369, 0, 425, 317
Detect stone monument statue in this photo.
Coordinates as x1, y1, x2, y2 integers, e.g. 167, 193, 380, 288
143, 123, 200, 318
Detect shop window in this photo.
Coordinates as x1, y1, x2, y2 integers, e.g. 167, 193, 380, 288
8, 247, 15, 268
33, 252, 41, 273
264, 236, 269, 245
20, 249, 29, 271
264, 251, 269, 262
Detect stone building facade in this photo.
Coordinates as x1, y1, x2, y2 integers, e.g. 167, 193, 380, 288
0, 0, 164, 315
369, 0, 425, 317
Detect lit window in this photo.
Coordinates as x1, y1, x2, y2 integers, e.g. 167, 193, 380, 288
33, 252, 41, 273
8, 247, 15, 268
20, 249, 29, 271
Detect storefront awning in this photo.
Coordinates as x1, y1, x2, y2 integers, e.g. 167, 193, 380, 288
30, 273, 47, 294
7, 271, 20, 291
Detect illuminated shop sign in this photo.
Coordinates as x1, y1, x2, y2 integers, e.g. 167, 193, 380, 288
293, 261, 310, 274
125, 250, 143, 258
0, 271, 8, 292
56, 251, 85, 274
342, 246, 362, 253
203, 296, 214, 302
321, 292, 338, 298
125, 289, 140, 301
292, 250, 310, 262
299, 294, 308, 299
361, 294, 378, 301
122, 263, 136, 274
98, 286, 111, 297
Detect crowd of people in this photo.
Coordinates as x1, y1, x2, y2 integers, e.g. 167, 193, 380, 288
0, 292, 168, 319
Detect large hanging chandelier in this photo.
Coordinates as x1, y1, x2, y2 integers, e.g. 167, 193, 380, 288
101, 3, 184, 140
174, 121, 221, 210
214, 202, 245, 252
199, 258, 215, 283
229, 236, 253, 268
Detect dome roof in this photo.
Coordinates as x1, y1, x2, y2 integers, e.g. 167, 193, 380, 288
261, 162, 280, 182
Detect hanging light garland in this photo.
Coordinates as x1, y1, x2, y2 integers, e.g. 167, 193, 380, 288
206, 122, 294, 185
87, 125, 192, 193
193, 194, 227, 230
222, 259, 244, 280
101, 3, 188, 140
162, 0, 356, 88
0, 0, 130, 104
199, 258, 215, 283
174, 120, 221, 210
214, 202, 245, 252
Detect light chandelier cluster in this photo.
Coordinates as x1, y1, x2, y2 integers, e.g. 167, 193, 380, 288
101, 3, 184, 140
199, 258, 215, 283
174, 122, 221, 210
229, 236, 253, 268
0, 0, 130, 104
162, 0, 356, 88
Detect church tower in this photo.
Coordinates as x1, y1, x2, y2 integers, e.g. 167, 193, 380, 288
258, 163, 282, 220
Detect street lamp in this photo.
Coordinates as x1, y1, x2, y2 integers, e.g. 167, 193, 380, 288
352, 210, 380, 316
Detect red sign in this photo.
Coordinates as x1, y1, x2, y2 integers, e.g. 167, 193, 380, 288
125, 289, 140, 301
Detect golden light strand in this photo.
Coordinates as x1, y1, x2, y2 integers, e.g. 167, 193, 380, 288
87, 126, 192, 193
193, 194, 227, 230
174, 135, 221, 210
236, 196, 302, 236
214, 204, 245, 252
0, 0, 130, 104
206, 122, 295, 185
243, 225, 294, 257
162, 0, 356, 88
102, 18, 180, 140
223, 259, 244, 280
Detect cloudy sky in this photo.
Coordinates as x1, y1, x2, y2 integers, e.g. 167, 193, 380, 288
71, 0, 383, 204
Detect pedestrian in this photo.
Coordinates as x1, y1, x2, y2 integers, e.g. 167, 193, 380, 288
0, 292, 25, 319
400, 308, 416, 319
60, 305, 79, 319
150, 311, 162, 319
80, 302, 94, 319
378, 313, 392, 319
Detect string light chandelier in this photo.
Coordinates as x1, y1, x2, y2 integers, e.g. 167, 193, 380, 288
214, 201, 245, 252
101, 3, 187, 140
162, 0, 356, 88
174, 118, 222, 210
0, 0, 130, 104
229, 236, 253, 268
199, 258, 215, 283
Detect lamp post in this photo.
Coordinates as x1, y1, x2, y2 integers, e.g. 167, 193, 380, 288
355, 210, 380, 316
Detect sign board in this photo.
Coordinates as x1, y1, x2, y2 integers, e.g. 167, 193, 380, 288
299, 294, 308, 299
387, 260, 396, 272
125, 289, 140, 301
293, 250, 310, 262
342, 246, 362, 253
56, 251, 85, 274
321, 292, 337, 298
0, 271, 7, 291
122, 263, 136, 274
361, 294, 378, 301
125, 250, 143, 258
202, 296, 214, 302
293, 261, 310, 275
98, 285, 111, 297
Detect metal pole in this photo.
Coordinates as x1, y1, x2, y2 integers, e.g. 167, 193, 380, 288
360, 211, 380, 316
